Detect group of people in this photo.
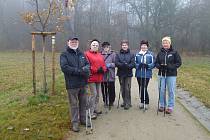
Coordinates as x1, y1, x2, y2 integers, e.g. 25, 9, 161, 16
60, 36, 182, 132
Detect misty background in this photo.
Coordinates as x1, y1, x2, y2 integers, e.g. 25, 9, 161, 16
0, 0, 210, 54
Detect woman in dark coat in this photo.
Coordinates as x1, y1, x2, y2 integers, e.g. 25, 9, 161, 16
156, 36, 182, 114
115, 40, 135, 110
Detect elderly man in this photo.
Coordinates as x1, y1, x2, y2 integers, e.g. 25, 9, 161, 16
60, 37, 90, 132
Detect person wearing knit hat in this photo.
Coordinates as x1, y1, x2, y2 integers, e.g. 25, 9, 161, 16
101, 42, 116, 108
85, 39, 107, 119
162, 36, 171, 45
155, 36, 182, 114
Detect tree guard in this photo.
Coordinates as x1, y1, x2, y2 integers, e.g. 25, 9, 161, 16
31, 32, 56, 95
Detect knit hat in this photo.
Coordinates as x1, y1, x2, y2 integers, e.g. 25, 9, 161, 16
162, 36, 171, 45
102, 42, 110, 48
140, 40, 149, 47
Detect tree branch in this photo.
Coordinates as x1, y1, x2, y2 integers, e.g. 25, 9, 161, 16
35, 0, 45, 31
43, 0, 53, 30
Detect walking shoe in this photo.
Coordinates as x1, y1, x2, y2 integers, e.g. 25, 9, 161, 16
120, 103, 125, 107
166, 108, 173, 114
158, 107, 164, 112
124, 104, 130, 110
94, 110, 102, 115
145, 104, 149, 110
72, 123, 80, 132
139, 103, 144, 109
91, 113, 97, 120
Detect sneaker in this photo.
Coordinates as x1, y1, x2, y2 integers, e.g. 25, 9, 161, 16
166, 108, 173, 114
94, 110, 102, 115
158, 107, 164, 112
72, 123, 80, 132
145, 104, 149, 110
139, 103, 144, 109
124, 104, 130, 110
120, 103, 125, 107
91, 113, 97, 120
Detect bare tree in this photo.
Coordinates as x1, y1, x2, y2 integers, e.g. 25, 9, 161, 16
21, 0, 76, 94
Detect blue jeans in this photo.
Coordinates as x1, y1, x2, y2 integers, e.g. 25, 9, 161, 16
158, 76, 176, 110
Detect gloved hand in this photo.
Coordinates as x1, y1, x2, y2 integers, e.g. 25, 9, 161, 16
142, 63, 149, 69
106, 63, 111, 68
97, 67, 104, 74
123, 61, 128, 68
160, 64, 167, 70
76, 68, 84, 76
138, 63, 143, 69
79, 66, 89, 77
82, 66, 89, 73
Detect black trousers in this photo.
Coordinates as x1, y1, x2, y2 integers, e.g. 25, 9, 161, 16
137, 78, 150, 104
101, 81, 115, 105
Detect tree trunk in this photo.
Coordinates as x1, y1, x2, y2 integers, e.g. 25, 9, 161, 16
42, 35, 47, 94
32, 35, 36, 95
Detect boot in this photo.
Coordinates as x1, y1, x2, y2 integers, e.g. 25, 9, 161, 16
72, 123, 80, 132
94, 110, 102, 115
145, 104, 149, 110
120, 103, 125, 107
166, 108, 173, 114
139, 103, 144, 109
124, 104, 130, 110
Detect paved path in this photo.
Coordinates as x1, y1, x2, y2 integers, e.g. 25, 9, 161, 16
68, 78, 210, 140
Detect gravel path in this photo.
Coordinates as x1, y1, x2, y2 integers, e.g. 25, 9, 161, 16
68, 78, 210, 140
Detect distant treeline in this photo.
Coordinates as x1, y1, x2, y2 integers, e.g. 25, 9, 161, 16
0, 0, 210, 55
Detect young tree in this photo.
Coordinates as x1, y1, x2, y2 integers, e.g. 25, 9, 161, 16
21, 0, 76, 94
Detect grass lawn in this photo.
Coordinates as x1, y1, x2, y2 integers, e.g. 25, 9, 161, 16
177, 56, 210, 108
0, 52, 71, 140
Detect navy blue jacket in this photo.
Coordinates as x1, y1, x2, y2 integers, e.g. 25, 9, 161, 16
60, 47, 90, 89
135, 51, 155, 78
115, 49, 135, 77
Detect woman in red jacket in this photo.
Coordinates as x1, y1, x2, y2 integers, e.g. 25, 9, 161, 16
85, 39, 107, 119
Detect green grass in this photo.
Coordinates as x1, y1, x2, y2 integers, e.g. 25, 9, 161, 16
0, 52, 72, 140
177, 56, 210, 108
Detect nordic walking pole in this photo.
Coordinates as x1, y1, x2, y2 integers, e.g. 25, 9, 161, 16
143, 64, 147, 112
104, 82, 110, 114
139, 66, 142, 109
117, 90, 121, 108
86, 85, 93, 135
117, 78, 122, 109
157, 69, 162, 115
107, 71, 111, 110
163, 53, 167, 117
104, 71, 110, 113
163, 65, 167, 117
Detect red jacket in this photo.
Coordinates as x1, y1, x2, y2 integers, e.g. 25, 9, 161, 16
85, 50, 107, 83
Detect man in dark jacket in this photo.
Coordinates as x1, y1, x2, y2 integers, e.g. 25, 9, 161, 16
115, 40, 135, 110
60, 37, 90, 132
156, 36, 182, 114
